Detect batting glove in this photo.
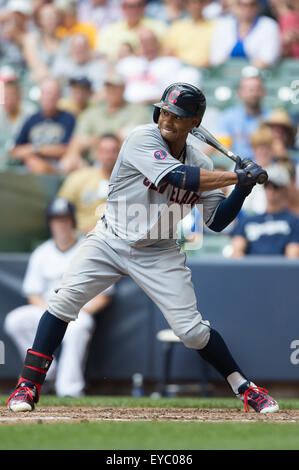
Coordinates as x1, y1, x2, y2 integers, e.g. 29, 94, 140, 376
235, 158, 267, 186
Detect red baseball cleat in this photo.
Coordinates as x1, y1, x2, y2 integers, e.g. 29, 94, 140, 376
238, 381, 279, 413
6, 381, 38, 412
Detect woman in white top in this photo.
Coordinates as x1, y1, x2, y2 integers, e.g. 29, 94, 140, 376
209, 0, 281, 68
23, 3, 69, 83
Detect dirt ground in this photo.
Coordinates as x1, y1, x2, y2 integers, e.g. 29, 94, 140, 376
0, 407, 299, 424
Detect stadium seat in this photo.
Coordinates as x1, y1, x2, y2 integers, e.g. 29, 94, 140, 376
210, 59, 249, 84
156, 329, 210, 397
0, 170, 64, 252
273, 59, 299, 82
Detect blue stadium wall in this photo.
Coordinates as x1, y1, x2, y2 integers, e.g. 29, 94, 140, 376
0, 255, 298, 384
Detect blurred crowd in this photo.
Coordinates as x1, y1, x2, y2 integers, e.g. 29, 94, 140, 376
0, 0, 299, 258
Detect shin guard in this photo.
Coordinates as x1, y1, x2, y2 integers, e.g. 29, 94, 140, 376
18, 349, 53, 400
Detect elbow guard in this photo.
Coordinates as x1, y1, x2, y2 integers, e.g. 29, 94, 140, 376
162, 164, 200, 192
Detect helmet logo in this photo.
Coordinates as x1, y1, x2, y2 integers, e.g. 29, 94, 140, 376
168, 89, 180, 104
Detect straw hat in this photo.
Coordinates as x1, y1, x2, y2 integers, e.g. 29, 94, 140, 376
264, 109, 297, 145
250, 125, 273, 148
104, 71, 125, 87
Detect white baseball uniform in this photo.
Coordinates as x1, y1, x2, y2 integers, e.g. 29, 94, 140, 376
4, 238, 109, 397
48, 124, 225, 350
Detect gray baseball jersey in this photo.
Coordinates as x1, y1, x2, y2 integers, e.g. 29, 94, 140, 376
100, 123, 225, 245
48, 123, 226, 349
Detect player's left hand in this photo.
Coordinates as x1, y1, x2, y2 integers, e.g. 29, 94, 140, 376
239, 158, 268, 185
234, 157, 259, 194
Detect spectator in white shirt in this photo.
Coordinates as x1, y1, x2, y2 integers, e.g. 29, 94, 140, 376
209, 0, 281, 68
23, 3, 70, 83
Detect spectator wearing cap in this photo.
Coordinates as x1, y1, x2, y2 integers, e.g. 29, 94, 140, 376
60, 71, 150, 174
58, 77, 93, 117
216, 75, 271, 161
10, 77, 75, 174
162, 0, 215, 68
97, 0, 167, 62
52, 34, 107, 96
3, 197, 114, 397
263, 109, 298, 162
0, 0, 33, 71
116, 28, 201, 104
77, 0, 123, 30
55, 0, 99, 49
231, 164, 299, 258
250, 126, 276, 168
22, 3, 70, 83
58, 134, 120, 234
241, 125, 276, 215
0, 70, 37, 167
209, 0, 281, 68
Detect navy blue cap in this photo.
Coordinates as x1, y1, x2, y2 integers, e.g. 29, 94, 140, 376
46, 198, 76, 227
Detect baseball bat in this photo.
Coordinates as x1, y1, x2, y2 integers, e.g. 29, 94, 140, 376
191, 125, 268, 185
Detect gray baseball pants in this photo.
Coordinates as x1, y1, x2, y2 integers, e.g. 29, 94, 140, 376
48, 229, 211, 350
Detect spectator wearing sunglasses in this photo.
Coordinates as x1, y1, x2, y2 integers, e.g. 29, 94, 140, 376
230, 164, 299, 258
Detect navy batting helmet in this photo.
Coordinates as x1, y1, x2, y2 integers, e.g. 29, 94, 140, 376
46, 198, 76, 228
153, 83, 206, 125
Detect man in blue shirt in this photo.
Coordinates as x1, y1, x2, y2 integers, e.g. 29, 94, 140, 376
10, 77, 75, 174
216, 75, 270, 161
231, 164, 299, 257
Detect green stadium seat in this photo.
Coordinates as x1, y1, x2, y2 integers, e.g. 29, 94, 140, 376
273, 59, 299, 82
210, 59, 249, 83
0, 170, 64, 252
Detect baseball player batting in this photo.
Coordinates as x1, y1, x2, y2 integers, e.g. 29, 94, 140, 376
7, 83, 278, 413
